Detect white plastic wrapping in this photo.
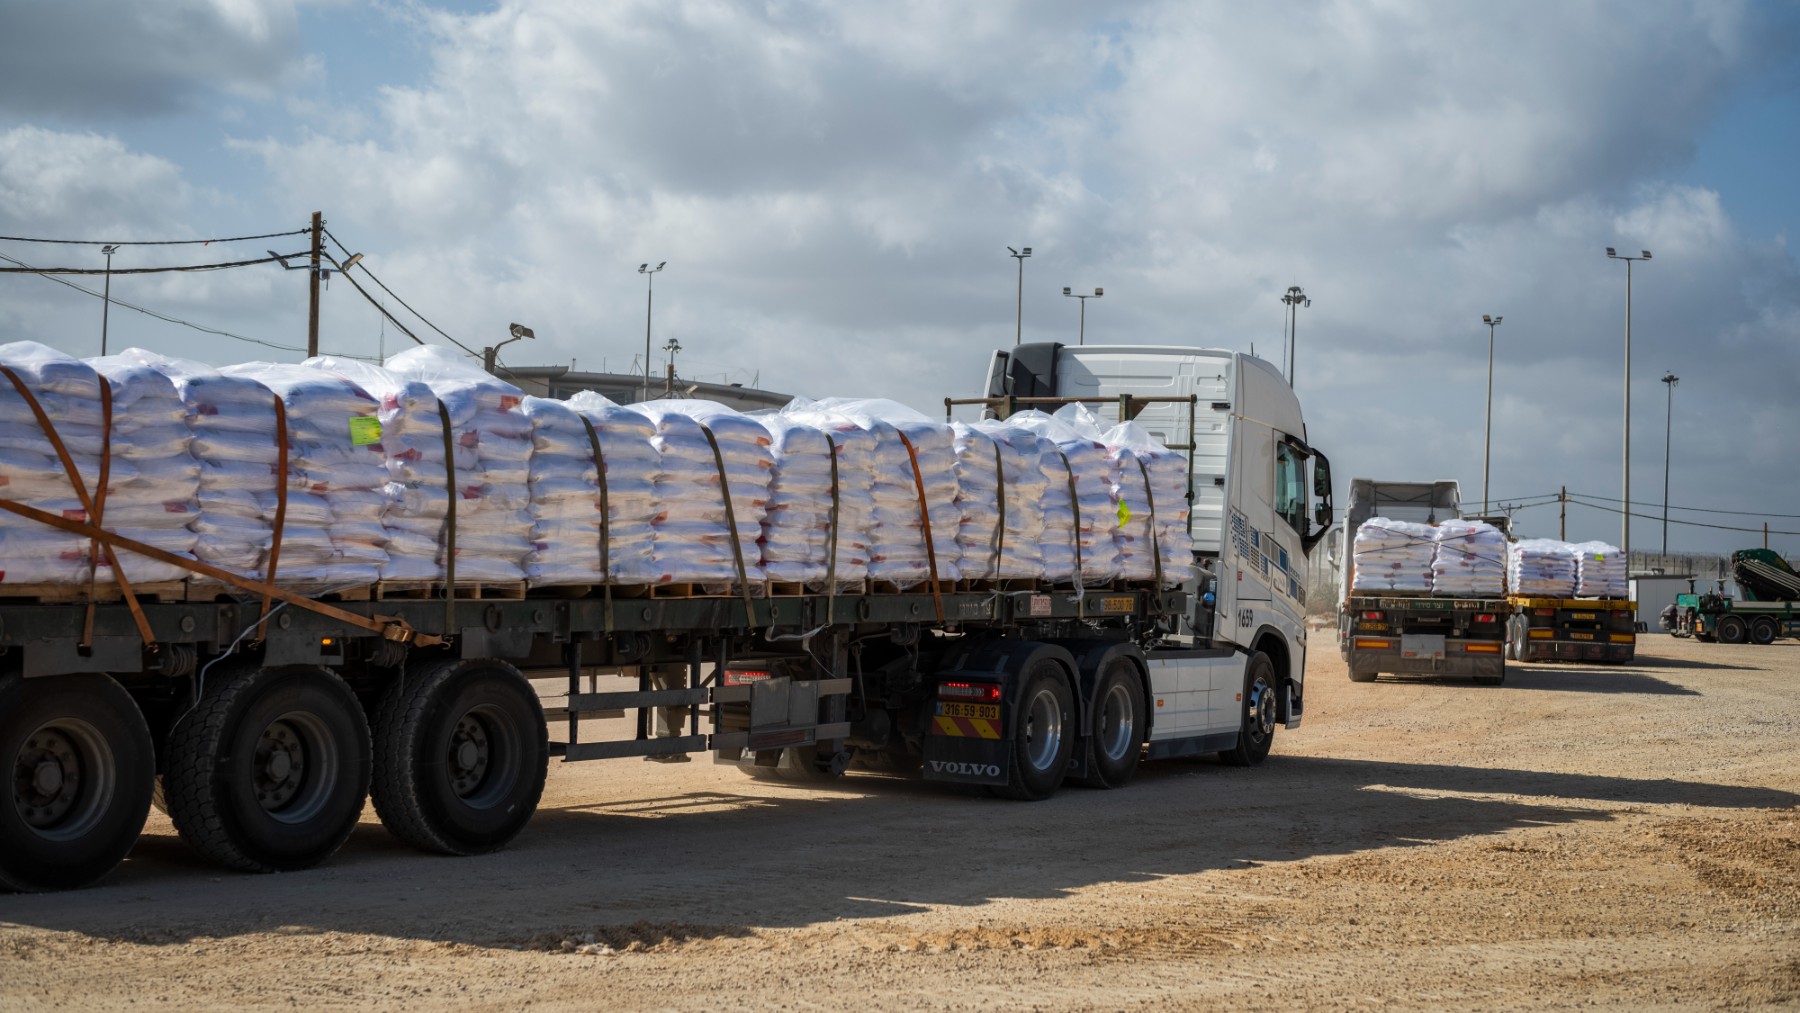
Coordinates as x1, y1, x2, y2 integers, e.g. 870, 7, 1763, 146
379, 345, 532, 582
1431, 518, 1506, 597
1508, 539, 1578, 598
521, 393, 661, 586
631, 400, 768, 586
1350, 517, 1436, 593
951, 421, 1045, 580
1099, 419, 1197, 587
1571, 541, 1628, 597
770, 406, 877, 588
1004, 410, 1120, 584
757, 413, 851, 585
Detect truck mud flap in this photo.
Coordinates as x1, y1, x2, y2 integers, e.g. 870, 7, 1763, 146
921, 735, 1009, 786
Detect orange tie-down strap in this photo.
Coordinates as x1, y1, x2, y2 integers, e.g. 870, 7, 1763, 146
0, 497, 442, 649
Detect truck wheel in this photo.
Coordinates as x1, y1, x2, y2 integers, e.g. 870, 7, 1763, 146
1749, 617, 1778, 645
1219, 653, 1278, 766
1347, 669, 1376, 683
164, 664, 371, 873
0, 674, 155, 892
990, 660, 1074, 801
371, 658, 548, 856
1076, 660, 1146, 789
1716, 615, 1748, 644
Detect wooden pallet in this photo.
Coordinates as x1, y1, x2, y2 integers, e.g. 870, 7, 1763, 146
183, 579, 374, 603
0, 581, 189, 604
958, 578, 1046, 593
373, 580, 527, 601
766, 581, 810, 597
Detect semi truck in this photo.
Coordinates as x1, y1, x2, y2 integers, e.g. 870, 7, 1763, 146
1333, 479, 1510, 685
1506, 596, 1637, 663
1669, 549, 1800, 644
2, 343, 1332, 892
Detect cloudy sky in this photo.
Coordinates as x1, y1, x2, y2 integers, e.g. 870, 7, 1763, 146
1, 0, 1796, 558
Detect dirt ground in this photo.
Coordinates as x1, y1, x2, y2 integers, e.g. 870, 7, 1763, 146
3, 634, 1797, 1011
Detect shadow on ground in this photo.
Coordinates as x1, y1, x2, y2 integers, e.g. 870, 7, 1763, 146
3, 754, 1791, 950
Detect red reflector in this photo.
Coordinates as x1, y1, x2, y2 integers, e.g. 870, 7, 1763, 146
1361, 611, 1385, 621
1535, 608, 1555, 616
1473, 614, 1497, 623
722, 669, 771, 686
939, 681, 1002, 703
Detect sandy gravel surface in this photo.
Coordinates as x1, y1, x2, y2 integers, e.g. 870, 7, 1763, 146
3, 635, 1797, 1011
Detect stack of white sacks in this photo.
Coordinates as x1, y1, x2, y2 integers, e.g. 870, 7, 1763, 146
1572, 541, 1628, 597
1350, 518, 1438, 593
1430, 519, 1507, 597
0, 339, 1204, 593
1508, 539, 1579, 597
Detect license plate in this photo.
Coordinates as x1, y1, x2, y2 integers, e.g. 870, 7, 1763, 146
1571, 612, 1596, 620
1400, 634, 1446, 660
1570, 632, 1594, 640
937, 702, 999, 720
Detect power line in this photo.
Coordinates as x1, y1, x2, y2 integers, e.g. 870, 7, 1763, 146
0, 249, 379, 361
1565, 491, 1800, 520
322, 227, 485, 361
0, 228, 310, 247
1562, 495, 1800, 537
0, 253, 290, 275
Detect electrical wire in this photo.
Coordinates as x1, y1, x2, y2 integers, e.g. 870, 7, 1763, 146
1561, 496, 1800, 537
0, 227, 310, 247
1565, 491, 1800, 520
322, 227, 486, 361
0, 253, 290, 275
0, 249, 382, 361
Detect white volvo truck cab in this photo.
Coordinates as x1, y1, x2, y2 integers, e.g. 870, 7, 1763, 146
969, 342, 1332, 767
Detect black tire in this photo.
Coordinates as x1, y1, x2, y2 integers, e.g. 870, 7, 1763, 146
1076, 660, 1146, 789
164, 664, 371, 873
1219, 653, 1278, 766
1347, 668, 1377, 683
1749, 617, 1778, 646
1716, 615, 1748, 644
990, 661, 1075, 801
1, 673, 155, 892
371, 658, 548, 856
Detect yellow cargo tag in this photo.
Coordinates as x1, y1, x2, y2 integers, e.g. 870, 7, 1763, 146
348, 416, 382, 446
1117, 500, 1132, 527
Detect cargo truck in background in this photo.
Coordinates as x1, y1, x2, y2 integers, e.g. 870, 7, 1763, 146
2, 343, 1332, 892
1669, 549, 1800, 644
1332, 479, 1510, 685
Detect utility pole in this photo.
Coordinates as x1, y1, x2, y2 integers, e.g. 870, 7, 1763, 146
1560, 485, 1566, 541
99, 244, 119, 356
1479, 314, 1502, 515
1661, 372, 1678, 555
1606, 247, 1651, 555
1281, 286, 1310, 386
639, 262, 665, 402
1007, 246, 1031, 346
306, 211, 323, 358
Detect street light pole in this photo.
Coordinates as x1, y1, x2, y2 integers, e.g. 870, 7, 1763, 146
1606, 248, 1651, 556
638, 261, 665, 402
1661, 371, 1678, 555
1479, 315, 1503, 515
1062, 287, 1102, 345
1281, 286, 1310, 386
99, 244, 119, 355
1007, 247, 1032, 346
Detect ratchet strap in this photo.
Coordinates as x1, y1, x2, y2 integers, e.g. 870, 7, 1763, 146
81, 377, 114, 647
1136, 457, 1164, 588
698, 423, 757, 627
0, 366, 156, 651
990, 441, 1007, 581
896, 431, 944, 622
437, 402, 458, 635
1056, 447, 1085, 618
578, 414, 615, 634
824, 433, 840, 626
255, 393, 290, 640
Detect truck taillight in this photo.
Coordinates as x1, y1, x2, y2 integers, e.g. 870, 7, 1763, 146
722, 669, 771, 686
1473, 614, 1497, 623
1535, 608, 1555, 616
939, 681, 1001, 703
1361, 611, 1385, 621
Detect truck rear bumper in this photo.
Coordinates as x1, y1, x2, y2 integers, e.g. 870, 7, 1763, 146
1521, 641, 1634, 663
1345, 650, 1504, 679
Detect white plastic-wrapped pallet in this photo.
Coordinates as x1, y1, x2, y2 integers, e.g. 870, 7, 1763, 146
977, 420, 1059, 580
1431, 518, 1506, 597
0, 341, 199, 585
1004, 409, 1121, 583
561, 392, 660, 584
772, 403, 877, 589
303, 356, 453, 582
1350, 517, 1436, 593
1508, 539, 1578, 598
640, 400, 772, 585
784, 398, 961, 587
218, 362, 390, 584
1099, 419, 1197, 586
951, 421, 1045, 580
630, 401, 761, 585
1571, 541, 1628, 597
129, 351, 285, 580
380, 345, 532, 582
756, 413, 850, 586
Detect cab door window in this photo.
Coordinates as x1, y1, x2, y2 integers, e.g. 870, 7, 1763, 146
1275, 442, 1306, 533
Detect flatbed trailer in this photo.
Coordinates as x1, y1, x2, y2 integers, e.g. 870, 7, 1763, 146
1340, 593, 1511, 684
1505, 597, 1637, 663
1671, 593, 1800, 644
